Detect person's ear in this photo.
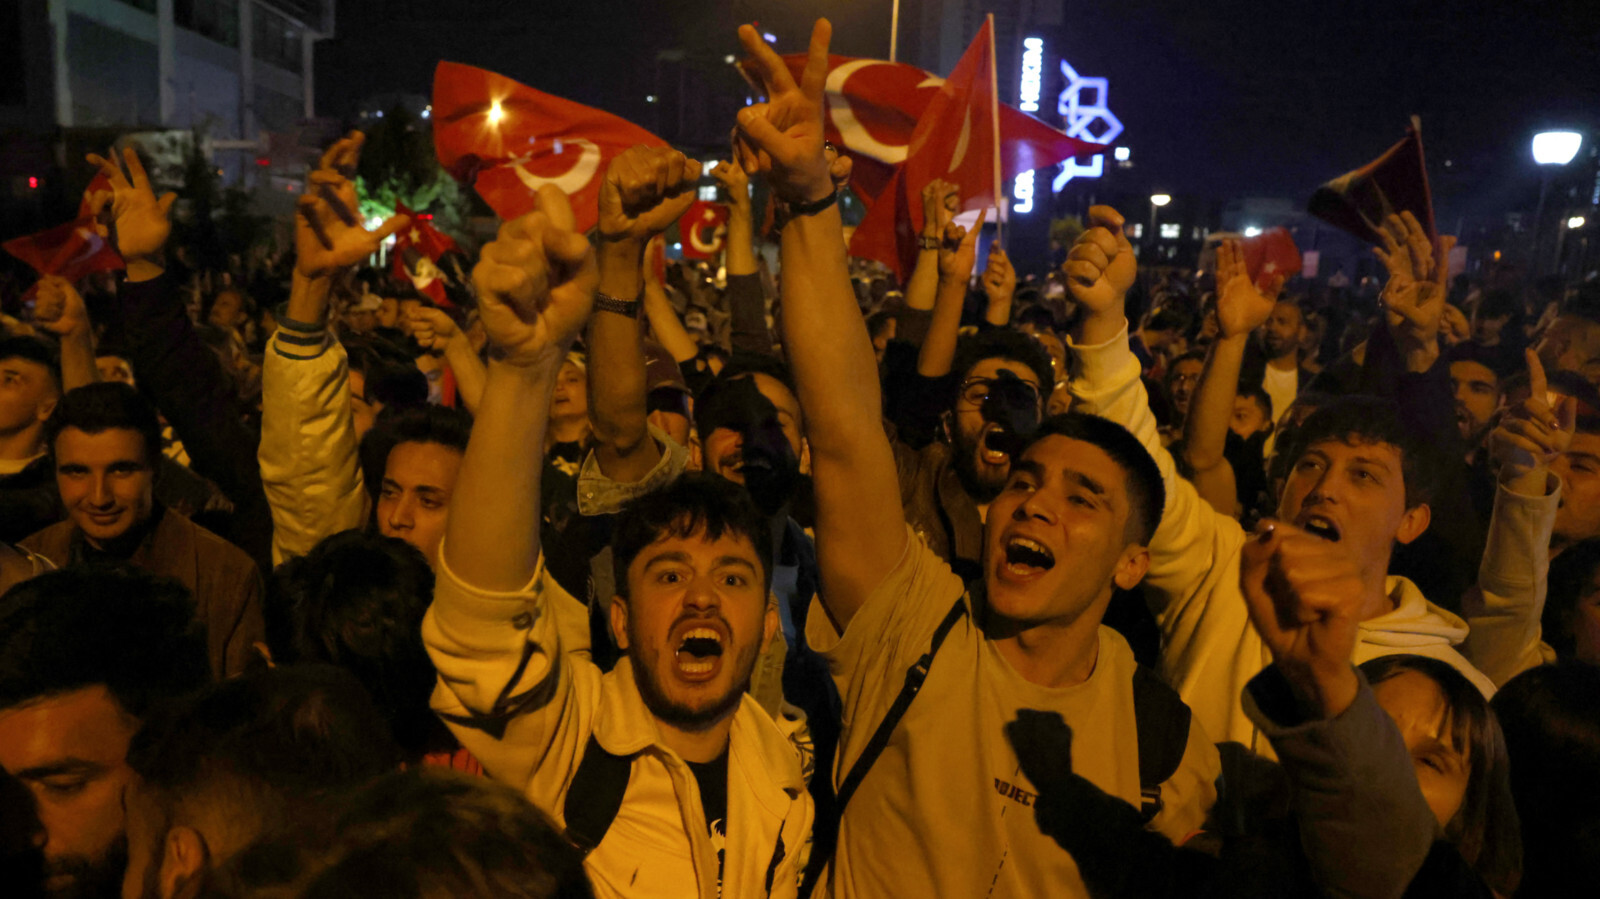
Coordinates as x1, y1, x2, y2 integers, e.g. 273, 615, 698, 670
939, 410, 953, 445
35, 394, 58, 423
688, 436, 703, 472
161, 825, 210, 899
1112, 545, 1151, 591
1395, 502, 1431, 545
608, 595, 631, 651
798, 437, 811, 477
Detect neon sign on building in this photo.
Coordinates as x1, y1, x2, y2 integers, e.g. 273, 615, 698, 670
1013, 37, 1046, 212
1052, 59, 1122, 191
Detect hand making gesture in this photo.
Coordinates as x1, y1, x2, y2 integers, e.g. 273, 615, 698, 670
295, 132, 410, 280
1490, 349, 1577, 493
1374, 211, 1456, 368
734, 20, 835, 206
85, 147, 177, 280
1214, 238, 1282, 340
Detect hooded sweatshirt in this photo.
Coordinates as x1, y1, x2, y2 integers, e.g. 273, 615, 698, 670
1068, 323, 1494, 755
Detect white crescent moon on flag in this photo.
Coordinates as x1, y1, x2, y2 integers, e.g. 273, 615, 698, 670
948, 107, 972, 173
511, 138, 601, 196
824, 60, 944, 165
61, 227, 107, 270
688, 217, 724, 255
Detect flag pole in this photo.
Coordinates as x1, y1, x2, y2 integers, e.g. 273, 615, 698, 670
987, 14, 1004, 249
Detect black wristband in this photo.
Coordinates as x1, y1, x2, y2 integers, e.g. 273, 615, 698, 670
594, 291, 640, 318
787, 189, 839, 219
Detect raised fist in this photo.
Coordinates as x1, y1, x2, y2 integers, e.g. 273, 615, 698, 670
33, 276, 91, 339
598, 145, 703, 243
1063, 206, 1136, 318
472, 185, 597, 367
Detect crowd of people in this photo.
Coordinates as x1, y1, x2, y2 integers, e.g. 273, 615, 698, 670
1, 17, 1596, 899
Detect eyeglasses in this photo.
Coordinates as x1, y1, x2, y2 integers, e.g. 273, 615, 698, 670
959, 377, 1042, 409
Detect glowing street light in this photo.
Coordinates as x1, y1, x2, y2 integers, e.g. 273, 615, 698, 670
1242, 226, 1263, 238
1531, 131, 1583, 275
1150, 193, 1171, 207
488, 100, 505, 125
1533, 131, 1583, 166
1570, 216, 1588, 230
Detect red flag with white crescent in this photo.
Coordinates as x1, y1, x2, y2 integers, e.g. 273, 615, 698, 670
678, 201, 730, 260
758, 37, 1100, 277
432, 61, 667, 234
3, 220, 123, 284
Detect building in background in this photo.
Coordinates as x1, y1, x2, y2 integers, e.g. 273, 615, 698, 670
0, 0, 334, 233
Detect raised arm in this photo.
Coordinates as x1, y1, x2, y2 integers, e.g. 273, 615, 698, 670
88, 147, 275, 569
587, 146, 701, 485
404, 306, 486, 413
901, 180, 958, 334
444, 186, 597, 591
718, 159, 778, 358
1240, 521, 1441, 899
641, 237, 700, 364
1464, 350, 1571, 684
1181, 239, 1280, 517
735, 19, 904, 631
32, 277, 97, 391
717, 157, 757, 278
261, 132, 408, 563
915, 209, 986, 378
981, 244, 1016, 328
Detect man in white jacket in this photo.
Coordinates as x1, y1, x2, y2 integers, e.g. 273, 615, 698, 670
421, 183, 812, 899
1063, 206, 1501, 755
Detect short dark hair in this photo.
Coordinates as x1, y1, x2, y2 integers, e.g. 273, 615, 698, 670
198, 768, 592, 899
950, 330, 1055, 400
0, 335, 62, 391
1446, 341, 1513, 383
126, 664, 401, 844
344, 334, 430, 409
1144, 307, 1191, 334
0, 566, 209, 717
1492, 663, 1600, 896
1541, 538, 1600, 660
358, 404, 473, 501
44, 381, 163, 468
1279, 396, 1438, 508
1361, 655, 1521, 895
611, 473, 773, 600
693, 354, 801, 438
1021, 413, 1165, 545
1015, 305, 1058, 332
272, 531, 448, 760
1238, 384, 1273, 421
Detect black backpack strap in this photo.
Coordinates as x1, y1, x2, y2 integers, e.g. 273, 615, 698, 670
835, 597, 968, 814
563, 734, 637, 854
1131, 664, 1192, 824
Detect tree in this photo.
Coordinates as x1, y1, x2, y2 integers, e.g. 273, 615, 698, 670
355, 104, 476, 249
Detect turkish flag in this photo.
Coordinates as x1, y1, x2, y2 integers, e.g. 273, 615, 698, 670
848, 18, 1002, 279
759, 46, 1098, 222
679, 201, 730, 260
432, 61, 667, 234
395, 201, 459, 259
1239, 227, 1303, 286
3, 220, 123, 285
1308, 118, 1440, 264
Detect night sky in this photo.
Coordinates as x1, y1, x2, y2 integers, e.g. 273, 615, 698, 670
317, 0, 1600, 220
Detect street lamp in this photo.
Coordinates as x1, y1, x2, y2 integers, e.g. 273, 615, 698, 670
1148, 194, 1171, 253
1569, 216, 1588, 230
1532, 131, 1583, 275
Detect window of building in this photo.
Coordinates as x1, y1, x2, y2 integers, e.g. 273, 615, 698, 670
1159, 222, 1181, 240
174, 0, 239, 47
254, 8, 303, 72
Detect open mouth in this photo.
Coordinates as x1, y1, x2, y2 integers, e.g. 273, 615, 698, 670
1297, 514, 1341, 542
675, 627, 725, 677
980, 426, 1011, 466
1002, 535, 1057, 575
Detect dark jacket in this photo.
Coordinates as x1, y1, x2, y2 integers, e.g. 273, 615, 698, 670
22, 505, 265, 679
111, 273, 274, 571
0, 456, 59, 545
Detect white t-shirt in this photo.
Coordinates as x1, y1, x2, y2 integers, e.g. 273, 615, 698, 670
1261, 363, 1300, 460
807, 528, 1219, 899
